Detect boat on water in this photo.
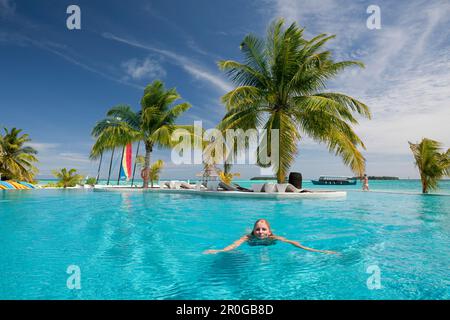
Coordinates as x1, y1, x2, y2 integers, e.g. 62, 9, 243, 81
311, 176, 357, 185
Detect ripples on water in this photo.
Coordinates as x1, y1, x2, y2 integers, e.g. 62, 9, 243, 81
0, 188, 449, 299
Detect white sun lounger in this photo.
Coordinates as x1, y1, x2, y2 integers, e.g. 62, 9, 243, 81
251, 184, 264, 192
195, 181, 206, 190
284, 183, 309, 193
263, 183, 276, 193
251, 183, 278, 193
275, 183, 289, 192
180, 182, 196, 189
161, 181, 181, 189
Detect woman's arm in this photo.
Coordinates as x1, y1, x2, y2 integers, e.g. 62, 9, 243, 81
203, 235, 249, 254
273, 236, 338, 254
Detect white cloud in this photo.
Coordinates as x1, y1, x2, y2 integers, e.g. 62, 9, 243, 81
257, 0, 450, 177
186, 39, 209, 56
411, 6, 445, 60
35, 41, 144, 90
0, 32, 145, 90
58, 152, 91, 163
24, 141, 95, 177
182, 64, 232, 92
122, 57, 166, 80
103, 32, 233, 92
26, 142, 60, 152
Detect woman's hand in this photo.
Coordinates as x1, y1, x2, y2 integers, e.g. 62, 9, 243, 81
203, 249, 222, 254
321, 250, 340, 255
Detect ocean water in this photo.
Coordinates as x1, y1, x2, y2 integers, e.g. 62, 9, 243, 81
0, 181, 449, 299
239, 179, 450, 195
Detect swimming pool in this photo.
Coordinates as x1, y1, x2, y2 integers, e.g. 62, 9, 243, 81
1, 187, 449, 299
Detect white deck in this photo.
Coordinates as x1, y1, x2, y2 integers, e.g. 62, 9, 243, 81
93, 186, 346, 199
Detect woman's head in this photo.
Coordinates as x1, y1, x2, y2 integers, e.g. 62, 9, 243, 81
251, 219, 272, 239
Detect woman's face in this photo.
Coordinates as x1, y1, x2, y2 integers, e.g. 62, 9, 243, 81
253, 221, 270, 239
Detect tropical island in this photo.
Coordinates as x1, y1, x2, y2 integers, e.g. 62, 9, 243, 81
352, 176, 399, 180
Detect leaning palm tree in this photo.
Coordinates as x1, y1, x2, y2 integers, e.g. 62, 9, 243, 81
0, 127, 38, 182
100, 80, 191, 188
409, 138, 450, 193
52, 168, 83, 188
218, 19, 371, 182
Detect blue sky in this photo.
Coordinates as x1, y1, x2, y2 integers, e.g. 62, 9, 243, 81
1, 0, 449, 179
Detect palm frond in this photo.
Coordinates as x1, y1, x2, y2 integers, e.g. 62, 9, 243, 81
0, 127, 38, 181
106, 104, 141, 129
217, 18, 370, 182
409, 138, 450, 193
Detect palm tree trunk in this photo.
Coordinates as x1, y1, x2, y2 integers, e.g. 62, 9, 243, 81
421, 174, 428, 193
224, 141, 232, 174
107, 148, 115, 185
130, 141, 140, 187
275, 113, 285, 183
277, 170, 284, 184
143, 141, 152, 188
117, 145, 125, 185
224, 162, 231, 175
95, 151, 103, 184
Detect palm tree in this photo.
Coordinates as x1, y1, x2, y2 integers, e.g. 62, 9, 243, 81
218, 19, 371, 182
98, 80, 191, 188
148, 160, 164, 188
0, 127, 38, 182
52, 168, 83, 188
90, 116, 138, 185
409, 138, 450, 193
136, 156, 164, 188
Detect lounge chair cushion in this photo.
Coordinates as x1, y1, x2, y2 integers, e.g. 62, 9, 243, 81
285, 184, 301, 192
263, 183, 276, 193
275, 183, 289, 193
251, 184, 264, 192
180, 182, 195, 189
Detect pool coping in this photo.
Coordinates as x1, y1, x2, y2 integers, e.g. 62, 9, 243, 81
92, 186, 347, 199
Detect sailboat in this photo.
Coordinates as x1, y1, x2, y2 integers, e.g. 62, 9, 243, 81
118, 143, 132, 183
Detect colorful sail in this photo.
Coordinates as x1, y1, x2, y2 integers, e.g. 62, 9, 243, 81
119, 143, 132, 181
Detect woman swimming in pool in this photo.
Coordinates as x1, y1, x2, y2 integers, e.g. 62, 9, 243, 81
203, 219, 338, 254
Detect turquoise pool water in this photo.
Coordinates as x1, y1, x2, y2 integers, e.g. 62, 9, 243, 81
1, 183, 449, 299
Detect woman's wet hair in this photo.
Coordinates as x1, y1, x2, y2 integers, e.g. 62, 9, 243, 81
251, 219, 273, 236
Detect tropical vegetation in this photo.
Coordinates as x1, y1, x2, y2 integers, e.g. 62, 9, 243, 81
218, 18, 371, 182
91, 80, 191, 188
0, 127, 38, 182
409, 138, 450, 193
52, 168, 84, 188
90, 111, 139, 185
85, 177, 97, 186
136, 156, 164, 188
218, 171, 240, 185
